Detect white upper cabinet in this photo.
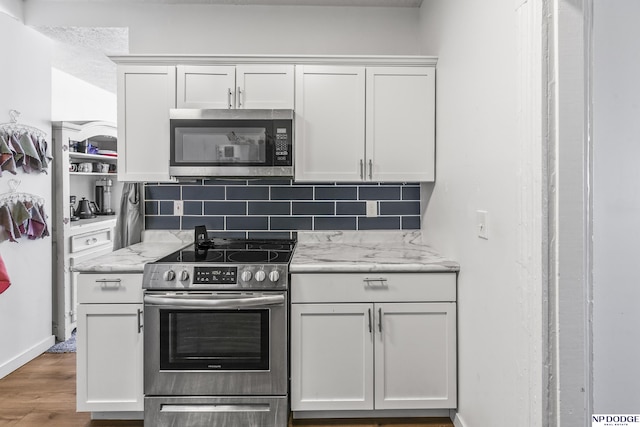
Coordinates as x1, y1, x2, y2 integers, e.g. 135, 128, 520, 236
177, 65, 235, 109
117, 65, 176, 182
236, 65, 294, 109
295, 65, 436, 183
366, 67, 435, 182
111, 56, 436, 184
294, 66, 366, 182
177, 65, 294, 109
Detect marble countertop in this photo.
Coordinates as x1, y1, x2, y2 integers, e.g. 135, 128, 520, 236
290, 230, 459, 273
72, 230, 193, 273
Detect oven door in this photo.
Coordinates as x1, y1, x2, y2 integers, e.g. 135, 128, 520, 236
144, 291, 287, 396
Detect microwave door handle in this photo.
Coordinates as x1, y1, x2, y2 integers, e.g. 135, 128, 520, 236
143, 294, 285, 309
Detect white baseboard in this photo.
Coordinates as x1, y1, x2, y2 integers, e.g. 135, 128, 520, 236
0, 335, 56, 379
453, 412, 468, 427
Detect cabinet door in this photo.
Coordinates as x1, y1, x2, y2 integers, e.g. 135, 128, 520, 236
177, 65, 235, 108
236, 65, 294, 109
374, 302, 456, 409
295, 66, 365, 182
76, 303, 144, 412
366, 67, 435, 182
291, 303, 374, 411
117, 65, 176, 182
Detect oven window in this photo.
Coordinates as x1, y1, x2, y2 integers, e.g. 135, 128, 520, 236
175, 127, 267, 164
160, 309, 269, 371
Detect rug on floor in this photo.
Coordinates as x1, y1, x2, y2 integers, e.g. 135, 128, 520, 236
46, 329, 76, 353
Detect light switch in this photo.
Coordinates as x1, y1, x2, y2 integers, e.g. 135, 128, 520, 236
476, 210, 488, 239
174, 201, 184, 216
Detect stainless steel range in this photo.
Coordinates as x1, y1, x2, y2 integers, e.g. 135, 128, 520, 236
142, 226, 294, 427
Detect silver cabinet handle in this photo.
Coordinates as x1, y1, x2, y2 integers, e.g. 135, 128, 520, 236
368, 308, 372, 334
137, 309, 143, 333
360, 159, 364, 179
96, 278, 122, 290
369, 159, 373, 180
363, 277, 388, 287
86, 237, 98, 245
237, 86, 242, 108
378, 307, 382, 333
228, 88, 233, 109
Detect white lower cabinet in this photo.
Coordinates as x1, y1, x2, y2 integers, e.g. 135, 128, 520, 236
374, 302, 456, 410
291, 303, 374, 411
291, 273, 457, 414
76, 273, 144, 413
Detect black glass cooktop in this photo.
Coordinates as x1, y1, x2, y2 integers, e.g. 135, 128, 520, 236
156, 238, 296, 264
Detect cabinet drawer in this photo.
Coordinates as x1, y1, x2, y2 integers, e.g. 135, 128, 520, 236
291, 273, 456, 303
77, 273, 143, 304
70, 228, 113, 254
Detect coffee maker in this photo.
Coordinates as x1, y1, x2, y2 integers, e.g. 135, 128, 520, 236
95, 178, 116, 215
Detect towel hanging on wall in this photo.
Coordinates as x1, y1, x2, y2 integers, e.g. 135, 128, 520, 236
0, 254, 10, 294
0, 110, 52, 175
0, 179, 48, 243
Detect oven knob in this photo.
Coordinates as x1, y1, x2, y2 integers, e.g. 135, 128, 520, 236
269, 270, 280, 283
163, 270, 175, 281
255, 270, 266, 282
179, 270, 189, 281
241, 270, 253, 282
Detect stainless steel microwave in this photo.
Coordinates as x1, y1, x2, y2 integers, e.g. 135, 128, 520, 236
169, 109, 293, 178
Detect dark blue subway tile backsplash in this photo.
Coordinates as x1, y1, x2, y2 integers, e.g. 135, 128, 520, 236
144, 180, 420, 235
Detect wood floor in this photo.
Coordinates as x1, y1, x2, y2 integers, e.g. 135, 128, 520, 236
0, 353, 453, 427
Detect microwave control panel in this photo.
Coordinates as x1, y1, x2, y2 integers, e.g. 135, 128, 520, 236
273, 121, 292, 166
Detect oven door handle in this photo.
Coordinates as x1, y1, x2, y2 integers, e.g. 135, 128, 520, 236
143, 294, 285, 309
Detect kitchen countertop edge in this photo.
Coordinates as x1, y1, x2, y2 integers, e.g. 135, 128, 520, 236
290, 230, 460, 274
72, 230, 193, 273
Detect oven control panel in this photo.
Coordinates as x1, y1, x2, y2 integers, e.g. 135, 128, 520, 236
143, 264, 288, 290
193, 266, 237, 284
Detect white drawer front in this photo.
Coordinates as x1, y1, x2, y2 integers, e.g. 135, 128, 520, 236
291, 273, 456, 303
70, 228, 113, 254
77, 273, 143, 304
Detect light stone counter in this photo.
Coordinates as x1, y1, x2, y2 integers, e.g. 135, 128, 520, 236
72, 230, 193, 273
290, 230, 459, 273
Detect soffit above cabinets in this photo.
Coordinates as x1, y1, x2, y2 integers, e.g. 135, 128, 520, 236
30, 0, 423, 6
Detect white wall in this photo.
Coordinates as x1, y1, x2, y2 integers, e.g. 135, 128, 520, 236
418, 1, 541, 426
0, 11, 54, 378
0, 0, 21, 20
23, 1, 421, 56
52, 68, 117, 122
592, 0, 640, 413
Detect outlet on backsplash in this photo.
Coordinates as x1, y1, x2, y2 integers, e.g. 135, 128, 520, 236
366, 201, 378, 217
174, 201, 184, 216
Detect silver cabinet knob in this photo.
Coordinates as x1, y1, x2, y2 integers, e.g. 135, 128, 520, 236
269, 270, 280, 282
255, 270, 266, 282
163, 270, 175, 281
241, 270, 253, 282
